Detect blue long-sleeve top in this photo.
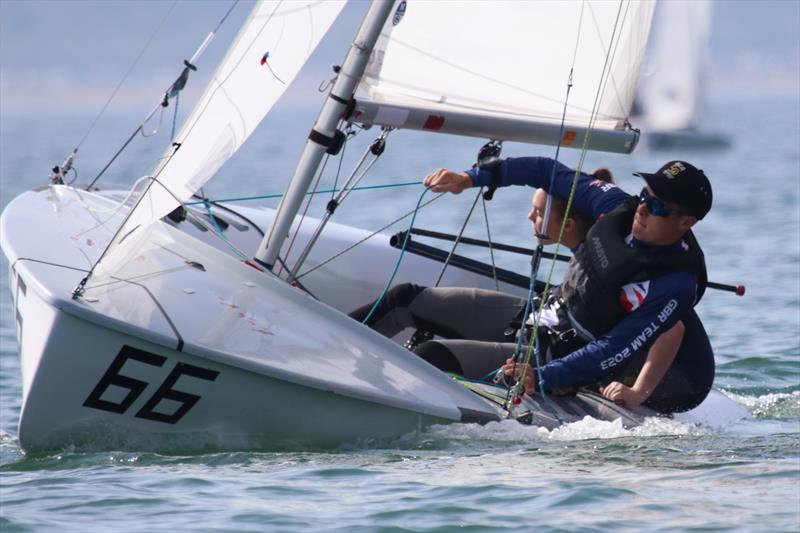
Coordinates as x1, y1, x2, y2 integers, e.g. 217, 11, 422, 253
467, 157, 698, 389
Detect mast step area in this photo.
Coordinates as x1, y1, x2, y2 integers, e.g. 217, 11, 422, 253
351, 98, 640, 154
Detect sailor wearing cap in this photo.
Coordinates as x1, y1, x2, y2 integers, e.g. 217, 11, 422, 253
421, 157, 715, 413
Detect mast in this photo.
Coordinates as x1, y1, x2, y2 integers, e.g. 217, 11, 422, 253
255, 0, 396, 269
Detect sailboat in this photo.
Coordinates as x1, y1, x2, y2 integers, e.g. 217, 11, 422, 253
0, 0, 746, 452
634, 0, 731, 149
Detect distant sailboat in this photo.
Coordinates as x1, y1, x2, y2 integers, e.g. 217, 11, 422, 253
634, 0, 731, 150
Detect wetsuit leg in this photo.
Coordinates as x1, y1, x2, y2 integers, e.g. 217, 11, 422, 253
644, 310, 715, 413
415, 340, 518, 379
349, 283, 525, 340
349, 283, 429, 337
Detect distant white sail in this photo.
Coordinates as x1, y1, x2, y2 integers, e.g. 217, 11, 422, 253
637, 0, 712, 131
353, 0, 655, 152
93, 0, 345, 277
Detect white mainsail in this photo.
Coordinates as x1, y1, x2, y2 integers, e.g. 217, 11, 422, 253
352, 0, 655, 153
91, 0, 345, 278
637, 0, 712, 131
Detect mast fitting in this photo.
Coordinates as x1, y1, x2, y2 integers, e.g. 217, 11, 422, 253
474, 140, 503, 200
308, 128, 346, 155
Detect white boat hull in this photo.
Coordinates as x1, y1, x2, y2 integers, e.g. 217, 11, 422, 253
4, 185, 509, 451
16, 293, 456, 451
2, 185, 748, 452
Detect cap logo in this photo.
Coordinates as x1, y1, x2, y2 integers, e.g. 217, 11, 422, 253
392, 1, 407, 25
662, 162, 686, 179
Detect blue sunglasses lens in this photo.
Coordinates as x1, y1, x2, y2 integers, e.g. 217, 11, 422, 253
639, 189, 673, 217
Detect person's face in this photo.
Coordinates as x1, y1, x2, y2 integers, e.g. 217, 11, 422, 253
632, 186, 697, 245
528, 189, 562, 244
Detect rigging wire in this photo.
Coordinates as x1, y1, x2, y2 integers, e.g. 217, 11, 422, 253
286, 128, 392, 282
480, 193, 500, 292
330, 125, 352, 201
184, 180, 422, 205
74, 141, 182, 298
503, 1, 589, 417
86, 121, 145, 190
190, 199, 318, 297
360, 187, 435, 325
514, 0, 630, 415
294, 193, 444, 282
430, 139, 502, 292
73, 164, 268, 299
275, 152, 331, 277
433, 188, 483, 288
156, 0, 282, 168
76, 0, 249, 294
87, 0, 241, 190
75, 0, 179, 151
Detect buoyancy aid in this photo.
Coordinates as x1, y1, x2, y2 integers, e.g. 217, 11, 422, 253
554, 196, 708, 339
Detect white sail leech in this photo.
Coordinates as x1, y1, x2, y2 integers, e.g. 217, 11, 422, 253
353, 0, 655, 152
91, 0, 346, 279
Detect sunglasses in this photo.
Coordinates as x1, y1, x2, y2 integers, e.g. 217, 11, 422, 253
638, 188, 686, 218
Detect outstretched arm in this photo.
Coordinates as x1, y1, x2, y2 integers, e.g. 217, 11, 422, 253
600, 320, 685, 406
426, 157, 628, 217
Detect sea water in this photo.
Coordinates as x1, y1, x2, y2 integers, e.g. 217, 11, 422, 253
1, 88, 798, 531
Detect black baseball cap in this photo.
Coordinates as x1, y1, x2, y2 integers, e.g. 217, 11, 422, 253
633, 160, 712, 219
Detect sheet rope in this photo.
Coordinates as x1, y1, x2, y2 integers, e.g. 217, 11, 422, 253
514, 0, 630, 416
185, 180, 425, 205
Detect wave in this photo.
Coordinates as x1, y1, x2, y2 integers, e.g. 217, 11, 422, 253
727, 390, 800, 418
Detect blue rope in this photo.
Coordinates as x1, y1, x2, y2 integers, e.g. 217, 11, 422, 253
185, 180, 423, 205
361, 186, 432, 325
512, 261, 538, 377
478, 367, 503, 383
200, 199, 253, 263
506, 249, 563, 425
203, 199, 229, 241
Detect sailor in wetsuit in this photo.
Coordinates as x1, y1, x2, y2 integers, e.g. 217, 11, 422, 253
352, 158, 715, 413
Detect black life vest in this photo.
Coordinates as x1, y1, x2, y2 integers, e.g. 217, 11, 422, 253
554, 196, 708, 338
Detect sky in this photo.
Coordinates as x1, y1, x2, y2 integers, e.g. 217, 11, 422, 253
0, 0, 798, 115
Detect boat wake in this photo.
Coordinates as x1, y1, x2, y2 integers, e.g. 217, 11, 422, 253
415, 415, 707, 448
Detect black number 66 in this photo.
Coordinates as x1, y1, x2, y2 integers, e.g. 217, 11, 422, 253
83, 345, 219, 424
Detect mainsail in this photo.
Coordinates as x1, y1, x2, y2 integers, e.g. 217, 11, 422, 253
258, 0, 657, 267
91, 0, 345, 278
352, 0, 655, 153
